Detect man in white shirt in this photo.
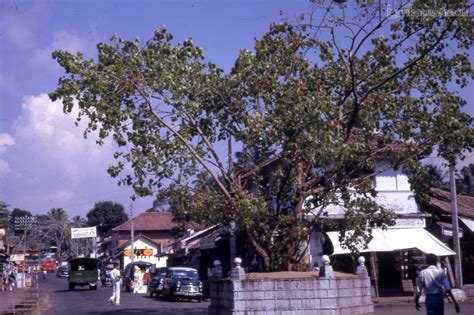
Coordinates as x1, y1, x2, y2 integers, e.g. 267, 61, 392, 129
415, 254, 460, 315
108, 263, 122, 306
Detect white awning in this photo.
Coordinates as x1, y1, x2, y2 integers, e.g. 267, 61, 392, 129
326, 228, 455, 256
460, 217, 474, 232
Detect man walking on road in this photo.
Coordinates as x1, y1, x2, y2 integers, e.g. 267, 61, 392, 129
415, 254, 460, 315
108, 262, 121, 306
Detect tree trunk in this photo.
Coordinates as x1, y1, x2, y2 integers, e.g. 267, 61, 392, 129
245, 230, 271, 271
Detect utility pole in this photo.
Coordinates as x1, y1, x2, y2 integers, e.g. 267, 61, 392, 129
450, 164, 463, 288
130, 205, 135, 264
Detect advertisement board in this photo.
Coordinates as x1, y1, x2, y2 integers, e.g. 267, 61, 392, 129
71, 226, 97, 239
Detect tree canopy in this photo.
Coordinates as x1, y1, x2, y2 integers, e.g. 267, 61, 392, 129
50, 0, 473, 271
86, 201, 128, 235
0, 201, 9, 229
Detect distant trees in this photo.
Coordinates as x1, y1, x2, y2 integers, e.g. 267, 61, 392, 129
43, 208, 71, 259
86, 201, 128, 235
410, 163, 474, 204
457, 164, 474, 197
0, 201, 9, 230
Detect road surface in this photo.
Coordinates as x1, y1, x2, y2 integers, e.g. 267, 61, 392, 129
38, 274, 209, 315
36, 274, 474, 314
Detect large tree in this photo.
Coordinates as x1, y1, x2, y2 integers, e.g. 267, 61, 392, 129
50, 0, 473, 271
86, 201, 128, 235
44, 208, 71, 259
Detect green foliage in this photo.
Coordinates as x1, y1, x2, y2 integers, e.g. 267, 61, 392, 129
0, 201, 10, 229
457, 164, 474, 197
408, 163, 474, 204
50, 0, 473, 271
86, 201, 128, 235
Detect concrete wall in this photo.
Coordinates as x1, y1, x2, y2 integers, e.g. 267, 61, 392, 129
209, 275, 374, 315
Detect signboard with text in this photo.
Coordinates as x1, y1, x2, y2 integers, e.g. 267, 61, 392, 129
71, 226, 97, 239
10, 254, 25, 262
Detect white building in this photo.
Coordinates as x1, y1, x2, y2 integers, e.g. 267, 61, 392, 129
308, 160, 454, 296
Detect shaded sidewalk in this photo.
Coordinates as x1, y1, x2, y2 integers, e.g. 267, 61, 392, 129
0, 288, 29, 314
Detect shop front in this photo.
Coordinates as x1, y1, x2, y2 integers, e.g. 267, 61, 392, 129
324, 227, 455, 297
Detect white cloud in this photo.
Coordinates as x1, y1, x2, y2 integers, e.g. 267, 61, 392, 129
31, 31, 89, 71
0, 133, 14, 175
0, 133, 14, 153
1, 93, 153, 216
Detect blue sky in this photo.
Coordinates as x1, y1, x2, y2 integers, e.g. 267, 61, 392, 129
0, 0, 472, 218
0, 0, 313, 217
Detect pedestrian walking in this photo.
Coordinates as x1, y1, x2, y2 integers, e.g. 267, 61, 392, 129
7, 271, 16, 291
415, 254, 460, 315
108, 262, 122, 306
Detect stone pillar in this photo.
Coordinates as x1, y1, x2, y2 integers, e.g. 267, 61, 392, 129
356, 256, 368, 277
320, 255, 334, 278
231, 257, 245, 280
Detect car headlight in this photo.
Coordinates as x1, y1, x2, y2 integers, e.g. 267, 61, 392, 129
176, 281, 181, 291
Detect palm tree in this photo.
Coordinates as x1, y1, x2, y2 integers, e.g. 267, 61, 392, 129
48, 208, 69, 222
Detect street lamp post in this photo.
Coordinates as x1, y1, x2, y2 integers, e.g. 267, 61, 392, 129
129, 205, 135, 265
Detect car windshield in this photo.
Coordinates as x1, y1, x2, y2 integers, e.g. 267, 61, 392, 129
69, 259, 99, 271
172, 270, 198, 279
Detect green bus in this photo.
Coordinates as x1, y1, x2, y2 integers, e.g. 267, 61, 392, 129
68, 258, 100, 291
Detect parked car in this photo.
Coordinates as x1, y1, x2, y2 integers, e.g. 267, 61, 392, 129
56, 265, 69, 277
123, 261, 154, 292
147, 267, 168, 298
40, 257, 56, 273
68, 257, 100, 290
162, 267, 203, 302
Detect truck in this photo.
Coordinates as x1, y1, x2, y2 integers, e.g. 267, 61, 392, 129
68, 257, 100, 291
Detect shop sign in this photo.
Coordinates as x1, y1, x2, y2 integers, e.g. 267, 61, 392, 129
393, 218, 425, 228
10, 254, 25, 262
441, 227, 463, 238
71, 226, 97, 239
123, 247, 154, 257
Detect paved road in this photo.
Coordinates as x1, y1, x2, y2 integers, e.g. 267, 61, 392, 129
374, 298, 474, 315
36, 274, 474, 314
38, 274, 209, 315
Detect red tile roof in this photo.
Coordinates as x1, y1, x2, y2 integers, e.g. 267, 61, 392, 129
117, 234, 161, 249
112, 212, 180, 231
429, 188, 474, 219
